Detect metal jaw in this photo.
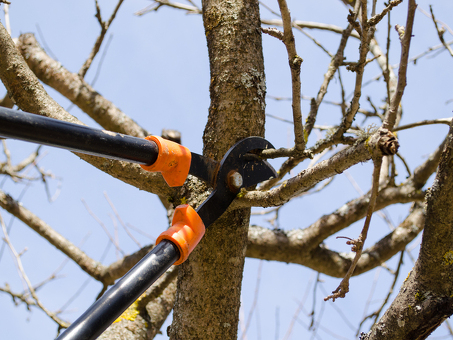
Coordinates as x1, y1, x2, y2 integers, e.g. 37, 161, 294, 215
195, 137, 277, 228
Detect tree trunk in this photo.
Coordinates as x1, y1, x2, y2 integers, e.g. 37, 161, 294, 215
168, 0, 265, 338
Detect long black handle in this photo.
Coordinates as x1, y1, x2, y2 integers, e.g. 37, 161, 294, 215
56, 240, 180, 340
0, 107, 158, 165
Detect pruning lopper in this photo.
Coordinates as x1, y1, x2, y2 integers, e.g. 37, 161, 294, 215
0, 107, 277, 340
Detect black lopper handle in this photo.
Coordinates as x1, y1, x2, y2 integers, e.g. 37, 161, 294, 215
0, 107, 158, 165
56, 240, 180, 340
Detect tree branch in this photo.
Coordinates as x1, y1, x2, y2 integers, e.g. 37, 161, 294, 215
246, 129, 444, 271
276, 0, 305, 151
0, 23, 173, 198
393, 118, 452, 131
324, 156, 382, 301
367, 0, 403, 27
17, 33, 149, 137
0, 213, 70, 328
429, 5, 453, 58
365, 123, 453, 340
78, 0, 125, 78
0, 190, 111, 283
235, 128, 398, 208
382, 0, 417, 130
247, 203, 425, 278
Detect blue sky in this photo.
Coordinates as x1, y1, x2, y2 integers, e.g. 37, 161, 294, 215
1, 1, 453, 339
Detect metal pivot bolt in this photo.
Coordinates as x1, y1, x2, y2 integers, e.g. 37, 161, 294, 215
227, 170, 243, 192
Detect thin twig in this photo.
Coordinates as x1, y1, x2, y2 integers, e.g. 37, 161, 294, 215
393, 118, 452, 131
0, 283, 36, 308
418, 5, 453, 36
332, 0, 371, 140
292, 24, 333, 58
276, 0, 305, 151
58, 239, 111, 314
91, 34, 114, 86
367, 0, 403, 27
81, 198, 125, 256
307, 2, 361, 143
429, 5, 453, 58
1, 213, 70, 328
78, 0, 124, 78
325, 156, 383, 301
104, 192, 141, 248
357, 250, 405, 335
35, 24, 59, 61
134, 0, 201, 16
382, 0, 418, 130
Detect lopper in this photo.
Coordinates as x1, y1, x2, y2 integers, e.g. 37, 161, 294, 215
0, 107, 277, 340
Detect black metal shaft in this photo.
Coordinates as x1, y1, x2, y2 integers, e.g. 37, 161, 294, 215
56, 240, 180, 340
0, 107, 158, 165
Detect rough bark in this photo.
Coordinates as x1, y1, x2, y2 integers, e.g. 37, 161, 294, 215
363, 123, 453, 340
167, 0, 266, 339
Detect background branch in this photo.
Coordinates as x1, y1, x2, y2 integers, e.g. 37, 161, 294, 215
78, 0, 125, 78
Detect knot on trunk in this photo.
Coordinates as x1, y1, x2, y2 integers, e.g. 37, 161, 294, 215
378, 128, 399, 155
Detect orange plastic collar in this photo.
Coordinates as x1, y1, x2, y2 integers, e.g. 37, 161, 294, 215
156, 205, 205, 265
140, 136, 191, 187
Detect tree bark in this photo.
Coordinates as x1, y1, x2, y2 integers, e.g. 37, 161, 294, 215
168, 0, 266, 339
364, 122, 453, 340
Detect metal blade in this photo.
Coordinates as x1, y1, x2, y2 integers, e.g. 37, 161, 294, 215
189, 152, 219, 187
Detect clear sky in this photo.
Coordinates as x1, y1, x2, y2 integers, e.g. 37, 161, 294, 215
1, 1, 453, 339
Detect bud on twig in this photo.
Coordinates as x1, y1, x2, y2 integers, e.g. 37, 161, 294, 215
395, 24, 405, 41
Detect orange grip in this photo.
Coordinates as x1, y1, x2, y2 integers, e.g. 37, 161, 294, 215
156, 205, 205, 265
140, 136, 191, 187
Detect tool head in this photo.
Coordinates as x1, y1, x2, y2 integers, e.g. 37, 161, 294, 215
196, 137, 277, 228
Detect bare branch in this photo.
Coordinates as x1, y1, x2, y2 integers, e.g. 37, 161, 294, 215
0, 190, 111, 283
104, 192, 142, 248
382, 0, 418, 130
247, 203, 425, 278
235, 128, 398, 208
276, 0, 305, 151
357, 250, 405, 335
367, 0, 403, 27
417, 5, 453, 36
393, 118, 452, 131
17, 33, 149, 137
0, 283, 36, 308
261, 27, 284, 40
331, 0, 372, 140
0, 213, 70, 328
429, 5, 453, 58
78, 0, 125, 78
365, 125, 453, 340
325, 156, 382, 301
81, 198, 125, 257
135, 0, 201, 16
0, 24, 173, 198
